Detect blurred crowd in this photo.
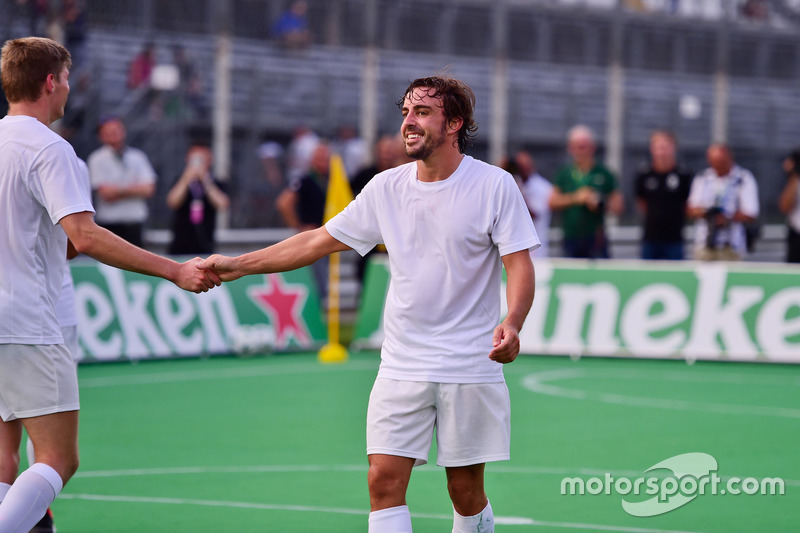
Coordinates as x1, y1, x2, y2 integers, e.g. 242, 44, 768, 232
3, 0, 800, 267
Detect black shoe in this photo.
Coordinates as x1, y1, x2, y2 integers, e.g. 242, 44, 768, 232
29, 508, 55, 533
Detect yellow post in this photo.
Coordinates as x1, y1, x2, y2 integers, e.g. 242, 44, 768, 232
318, 251, 348, 363
318, 154, 353, 364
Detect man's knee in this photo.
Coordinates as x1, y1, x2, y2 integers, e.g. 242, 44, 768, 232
34, 449, 79, 484
367, 462, 409, 502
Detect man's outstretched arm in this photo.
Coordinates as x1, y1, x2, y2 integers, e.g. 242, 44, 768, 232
200, 226, 351, 282
60, 211, 220, 293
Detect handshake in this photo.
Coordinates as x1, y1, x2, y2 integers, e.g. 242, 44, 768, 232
171, 254, 243, 294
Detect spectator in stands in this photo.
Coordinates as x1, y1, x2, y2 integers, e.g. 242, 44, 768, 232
276, 142, 330, 296
550, 125, 624, 258
87, 115, 157, 247
351, 134, 402, 196
272, 0, 313, 50
286, 124, 320, 183
277, 141, 329, 231
687, 144, 759, 261
634, 130, 693, 260
332, 124, 368, 179
166, 142, 230, 255
254, 139, 288, 227
778, 149, 800, 263
127, 42, 155, 89
514, 150, 553, 259
167, 45, 204, 119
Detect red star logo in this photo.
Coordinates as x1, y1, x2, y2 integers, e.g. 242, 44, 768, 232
248, 274, 311, 348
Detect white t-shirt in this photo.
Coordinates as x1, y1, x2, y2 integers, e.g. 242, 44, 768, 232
688, 165, 759, 256
87, 144, 156, 224
519, 173, 553, 258
56, 159, 91, 330
0, 115, 94, 344
326, 156, 540, 383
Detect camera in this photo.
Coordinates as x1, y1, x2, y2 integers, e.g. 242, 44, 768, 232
704, 206, 725, 249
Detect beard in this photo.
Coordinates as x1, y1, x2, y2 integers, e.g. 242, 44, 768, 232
405, 123, 448, 160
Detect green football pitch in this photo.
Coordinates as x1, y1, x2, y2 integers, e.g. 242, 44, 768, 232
49, 352, 798, 532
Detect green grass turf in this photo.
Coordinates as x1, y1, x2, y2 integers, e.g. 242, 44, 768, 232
49, 352, 798, 532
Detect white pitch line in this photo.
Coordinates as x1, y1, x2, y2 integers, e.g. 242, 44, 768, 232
58, 493, 702, 533
521, 370, 800, 419
72, 464, 800, 488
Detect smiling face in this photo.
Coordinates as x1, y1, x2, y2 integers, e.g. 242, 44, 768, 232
400, 87, 451, 161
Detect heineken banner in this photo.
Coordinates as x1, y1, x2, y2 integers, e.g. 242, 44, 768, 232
353, 256, 800, 363
70, 261, 326, 362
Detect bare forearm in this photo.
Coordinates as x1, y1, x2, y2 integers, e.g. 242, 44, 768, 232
731, 211, 756, 224
502, 253, 535, 332
236, 228, 348, 276
121, 183, 156, 200
779, 177, 799, 214
549, 190, 581, 210
74, 224, 180, 281
166, 177, 191, 210
203, 181, 230, 210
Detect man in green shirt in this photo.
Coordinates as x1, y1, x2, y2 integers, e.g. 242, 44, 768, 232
550, 125, 624, 258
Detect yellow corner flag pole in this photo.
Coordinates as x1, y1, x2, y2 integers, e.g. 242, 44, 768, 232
318, 154, 354, 364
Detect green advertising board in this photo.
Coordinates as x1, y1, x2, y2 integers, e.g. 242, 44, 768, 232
353, 257, 800, 363
70, 260, 326, 362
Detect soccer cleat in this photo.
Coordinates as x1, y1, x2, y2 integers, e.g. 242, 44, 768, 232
29, 508, 56, 533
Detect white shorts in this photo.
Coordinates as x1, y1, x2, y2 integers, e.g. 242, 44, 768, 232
61, 325, 79, 364
0, 344, 80, 422
366, 378, 511, 467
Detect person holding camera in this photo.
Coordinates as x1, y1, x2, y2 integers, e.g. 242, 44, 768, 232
166, 143, 230, 255
778, 149, 800, 263
687, 144, 759, 261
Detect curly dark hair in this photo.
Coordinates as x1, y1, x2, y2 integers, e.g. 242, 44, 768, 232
396, 76, 478, 153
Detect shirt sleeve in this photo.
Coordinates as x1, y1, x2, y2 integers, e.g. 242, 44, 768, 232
739, 171, 760, 217
30, 141, 95, 225
492, 172, 541, 256
134, 150, 157, 185
324, 178, 382, 256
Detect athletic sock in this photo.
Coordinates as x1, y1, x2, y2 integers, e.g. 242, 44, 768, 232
0, 463, 63, 532
452, 500, 494, 533
0, 483, 10, 503
368, 504, 412, 533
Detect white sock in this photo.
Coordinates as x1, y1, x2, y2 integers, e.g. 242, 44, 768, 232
368, 504, 412, 533
453, 500, 494, 533
0, 463, 63, 533
0, 483, 10, 503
